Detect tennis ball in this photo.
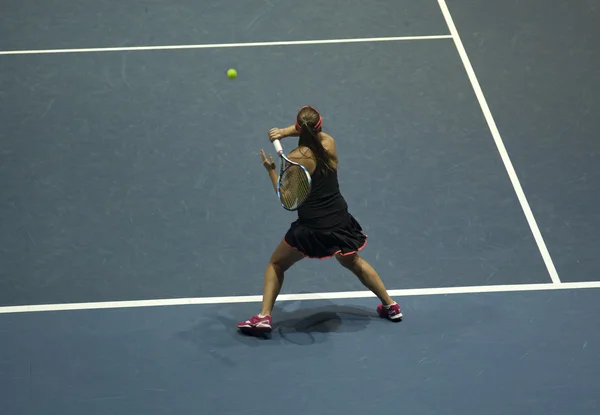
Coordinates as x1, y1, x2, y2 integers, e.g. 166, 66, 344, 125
227, 68, 237, 79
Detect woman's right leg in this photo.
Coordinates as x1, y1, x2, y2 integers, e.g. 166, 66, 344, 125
335, 253, 402, 320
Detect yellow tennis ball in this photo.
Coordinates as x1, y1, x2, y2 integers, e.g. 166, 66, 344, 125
227, 68, 237, 79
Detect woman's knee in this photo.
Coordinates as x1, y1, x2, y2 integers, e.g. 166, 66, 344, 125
269, 240, 305, 271
270, 256, 293, 273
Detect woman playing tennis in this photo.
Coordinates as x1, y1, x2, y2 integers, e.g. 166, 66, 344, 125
237, 106, 402, 334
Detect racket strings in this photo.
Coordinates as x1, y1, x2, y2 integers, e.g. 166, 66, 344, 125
280, 165, 311, 210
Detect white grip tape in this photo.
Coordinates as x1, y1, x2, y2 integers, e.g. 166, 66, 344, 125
272, 140, 283, 154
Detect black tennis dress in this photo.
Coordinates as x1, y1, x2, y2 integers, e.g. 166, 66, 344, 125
284, 163, 367, 259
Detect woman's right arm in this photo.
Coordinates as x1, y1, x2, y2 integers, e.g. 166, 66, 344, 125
268, 125, 299, 141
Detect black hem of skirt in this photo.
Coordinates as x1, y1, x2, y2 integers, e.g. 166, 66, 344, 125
283, 213, 368, 259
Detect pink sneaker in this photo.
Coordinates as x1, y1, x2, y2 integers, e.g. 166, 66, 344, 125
237, 314, 272, 334
377, 303, 403, 321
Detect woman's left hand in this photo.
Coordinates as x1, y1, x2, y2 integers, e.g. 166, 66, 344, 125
260, 149, 276, 170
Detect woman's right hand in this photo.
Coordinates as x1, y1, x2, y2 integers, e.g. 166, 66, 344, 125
268, 128, 285, 142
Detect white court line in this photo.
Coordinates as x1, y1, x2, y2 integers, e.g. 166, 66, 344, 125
1, 281, 599, 314
437, 0, 562, 285
0, 35, 452, 56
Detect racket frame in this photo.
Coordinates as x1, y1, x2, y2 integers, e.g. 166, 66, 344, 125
272, 139, 312, 211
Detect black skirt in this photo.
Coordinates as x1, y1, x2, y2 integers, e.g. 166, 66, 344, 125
284, 213, 368, 259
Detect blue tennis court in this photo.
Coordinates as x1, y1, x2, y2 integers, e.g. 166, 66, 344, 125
2, 0, 599, 413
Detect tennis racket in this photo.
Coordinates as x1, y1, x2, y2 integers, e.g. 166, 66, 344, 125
272, 139, 312, 211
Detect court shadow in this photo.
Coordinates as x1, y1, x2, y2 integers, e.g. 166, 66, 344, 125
179, 301, 382, 351
175, 304, 379, 370
274, 303, 374, 333
263, 303, 377, 345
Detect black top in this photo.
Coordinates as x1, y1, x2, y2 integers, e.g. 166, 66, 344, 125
297, 165, 349, 230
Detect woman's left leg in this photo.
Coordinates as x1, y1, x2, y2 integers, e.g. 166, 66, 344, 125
237, 239, 305, 333
260, 239, 305, 316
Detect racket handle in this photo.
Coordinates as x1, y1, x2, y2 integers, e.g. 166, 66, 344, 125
272, 139, 283, 154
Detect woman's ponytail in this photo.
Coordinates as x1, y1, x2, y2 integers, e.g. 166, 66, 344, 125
296, 107, 334, 173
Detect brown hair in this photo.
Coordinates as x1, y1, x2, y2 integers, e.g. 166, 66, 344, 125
296, 106, 334, 173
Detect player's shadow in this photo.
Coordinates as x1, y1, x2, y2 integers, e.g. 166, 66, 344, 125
242, 302, 378, 345
178, 300, 383, 355
275, 303, 373, 332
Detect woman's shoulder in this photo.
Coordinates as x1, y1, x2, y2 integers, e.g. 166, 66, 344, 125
289, 146, 317, 171
292, 145, 315, 159
318, 132, 338, 161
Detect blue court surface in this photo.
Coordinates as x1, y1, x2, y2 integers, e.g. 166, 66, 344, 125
1, 0, 599, 413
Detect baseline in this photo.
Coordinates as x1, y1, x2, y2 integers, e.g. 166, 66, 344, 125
1, 281, 599, 314
0, 35, 452, 56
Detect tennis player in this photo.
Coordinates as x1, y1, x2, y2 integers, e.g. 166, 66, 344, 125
237, 106, 402, 334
